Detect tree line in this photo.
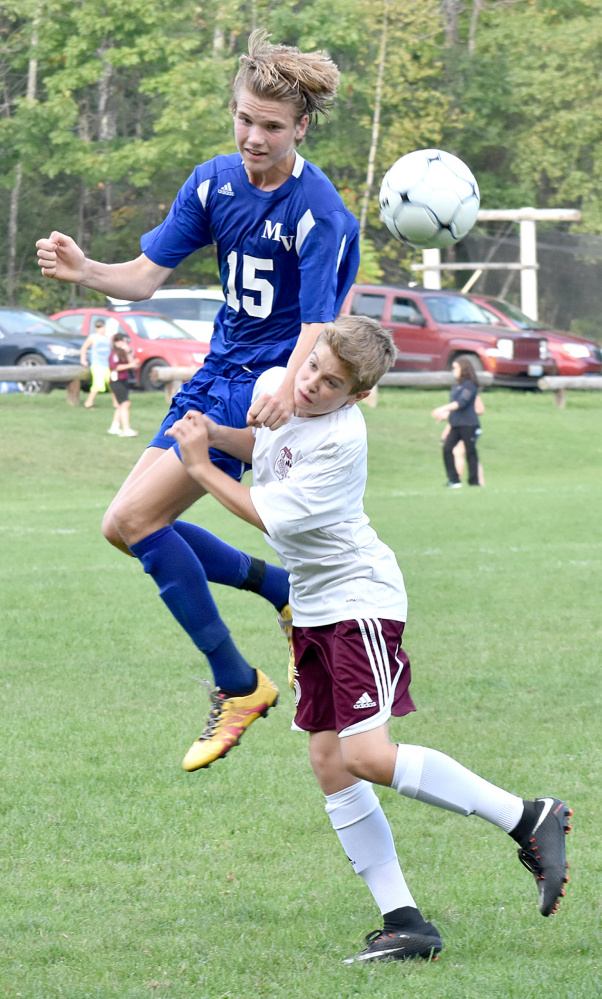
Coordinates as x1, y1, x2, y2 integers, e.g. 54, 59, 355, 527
1, 0, 601, 316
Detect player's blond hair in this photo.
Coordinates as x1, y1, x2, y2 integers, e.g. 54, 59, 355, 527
318, 316, 396, 393
229, 29, 340, 130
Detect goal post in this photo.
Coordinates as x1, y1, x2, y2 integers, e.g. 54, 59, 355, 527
411, 208, 581, 321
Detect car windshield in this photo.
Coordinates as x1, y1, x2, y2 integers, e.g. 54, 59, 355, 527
423, 296, 491, 324
137, 298, 222, 323
124, 314, 196, 341
112, 295, 223, 324
485, 299, 546, 331
0, 309, 79, 337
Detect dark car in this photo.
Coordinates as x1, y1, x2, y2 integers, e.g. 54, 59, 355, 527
52, 308, 208, 391
468, 295, 602, 377
339, 284, 556, 387
0, 307, 84, 394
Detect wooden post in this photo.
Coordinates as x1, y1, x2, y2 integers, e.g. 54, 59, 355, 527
519, 216, 538, 321
422, 247, 441, 289
66, 379, 81, 405
538, 375, 602, 405
165, 379, 183, 403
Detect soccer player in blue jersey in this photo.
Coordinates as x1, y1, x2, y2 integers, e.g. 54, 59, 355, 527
36, 30, 360, 769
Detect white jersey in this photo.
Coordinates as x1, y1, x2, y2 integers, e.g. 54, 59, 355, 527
249, 369, 407, 627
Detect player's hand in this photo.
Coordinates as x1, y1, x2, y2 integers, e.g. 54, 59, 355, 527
165, 411, 211, 469
36, 231, 86, 282
247, 391, 291, 430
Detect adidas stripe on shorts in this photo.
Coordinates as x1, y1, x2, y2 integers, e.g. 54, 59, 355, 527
292, 618, 415, 737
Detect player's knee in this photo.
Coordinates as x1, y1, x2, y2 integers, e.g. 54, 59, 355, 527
309, 734, 347, 788
342, 738, 395, 784
102, 499, 141, 548
340, 743, 378, 783
101, 506, 122, 548
309, 741, 333, 784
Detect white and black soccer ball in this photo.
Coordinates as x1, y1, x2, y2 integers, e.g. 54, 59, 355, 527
379, 148, 480, 250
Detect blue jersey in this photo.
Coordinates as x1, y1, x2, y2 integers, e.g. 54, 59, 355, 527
141, 151, 360, 376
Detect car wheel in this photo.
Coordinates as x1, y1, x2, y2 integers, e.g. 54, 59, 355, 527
140, 358, 165, 392
16, 353, 52, 394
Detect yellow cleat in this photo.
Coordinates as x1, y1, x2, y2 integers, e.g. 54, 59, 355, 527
182, 669, 279, 771
277, 604, 295, 689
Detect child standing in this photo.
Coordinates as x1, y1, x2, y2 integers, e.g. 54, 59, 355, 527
108, 333, 140, 437
167, 316, 572, 965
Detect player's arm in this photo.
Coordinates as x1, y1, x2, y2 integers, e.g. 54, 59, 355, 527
36, 231, 171, 300
247, 321, 324, 430
166, 412, 265, 530
203, 418, 256, 465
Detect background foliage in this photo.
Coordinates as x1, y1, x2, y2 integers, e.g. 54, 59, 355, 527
1, 0, 602, 325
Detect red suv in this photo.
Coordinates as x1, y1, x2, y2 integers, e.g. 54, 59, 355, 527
51, 308, 208, 391
339, 285, 555, 387
468, 295, 602, 377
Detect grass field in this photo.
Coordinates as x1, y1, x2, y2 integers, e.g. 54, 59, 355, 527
1, 386, 600, 999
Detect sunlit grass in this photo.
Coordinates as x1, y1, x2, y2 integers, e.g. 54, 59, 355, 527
0, 387, 600, 998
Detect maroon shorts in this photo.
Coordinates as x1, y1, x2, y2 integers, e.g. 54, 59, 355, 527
292, 618, 415, 737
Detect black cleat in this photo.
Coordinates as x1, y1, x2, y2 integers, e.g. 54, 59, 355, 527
517, 797, 572, 916
343, 916, 442, 964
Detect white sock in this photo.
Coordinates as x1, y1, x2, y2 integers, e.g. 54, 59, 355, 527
324, 781, 416, 913
392, 744, 524, 833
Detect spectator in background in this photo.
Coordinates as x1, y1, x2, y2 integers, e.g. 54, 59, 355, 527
79, 318, 112, 410
432, 358, 481, 487
108, 332, 140, 437
439, 392, 485, 486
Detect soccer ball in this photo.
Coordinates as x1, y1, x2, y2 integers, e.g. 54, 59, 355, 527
379, 148, 480, 250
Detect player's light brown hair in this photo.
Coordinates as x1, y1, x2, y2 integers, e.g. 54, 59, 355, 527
318, 315, 396, 393
229, 29, 340, 131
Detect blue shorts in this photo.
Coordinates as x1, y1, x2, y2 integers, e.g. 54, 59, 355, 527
148, 359, 258, 481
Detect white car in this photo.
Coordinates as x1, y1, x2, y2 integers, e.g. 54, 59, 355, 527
108, 287, 224, 346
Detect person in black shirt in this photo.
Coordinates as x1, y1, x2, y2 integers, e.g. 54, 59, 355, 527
432, 357, 480, 487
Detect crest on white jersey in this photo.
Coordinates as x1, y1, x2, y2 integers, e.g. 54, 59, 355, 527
275, 446, 293, 481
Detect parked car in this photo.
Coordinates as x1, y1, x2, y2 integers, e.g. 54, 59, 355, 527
467, 295, 602, 377
339, 284, 556, 387
107, 287, 225, 346
51, 308, 208, 391
0, 306, 84, 394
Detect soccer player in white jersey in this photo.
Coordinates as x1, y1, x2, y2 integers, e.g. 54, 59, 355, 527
167, 315, 572, 965
36, 31, 360, 769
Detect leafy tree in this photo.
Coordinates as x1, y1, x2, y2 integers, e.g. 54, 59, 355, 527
2, 0, 601, 310
445, 0, 602, 229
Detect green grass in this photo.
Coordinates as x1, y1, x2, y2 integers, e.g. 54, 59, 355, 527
1, 387, 600, 998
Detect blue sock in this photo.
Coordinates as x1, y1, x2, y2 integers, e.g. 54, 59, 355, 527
173, 520, 289, 611
129, 526, 256, 692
